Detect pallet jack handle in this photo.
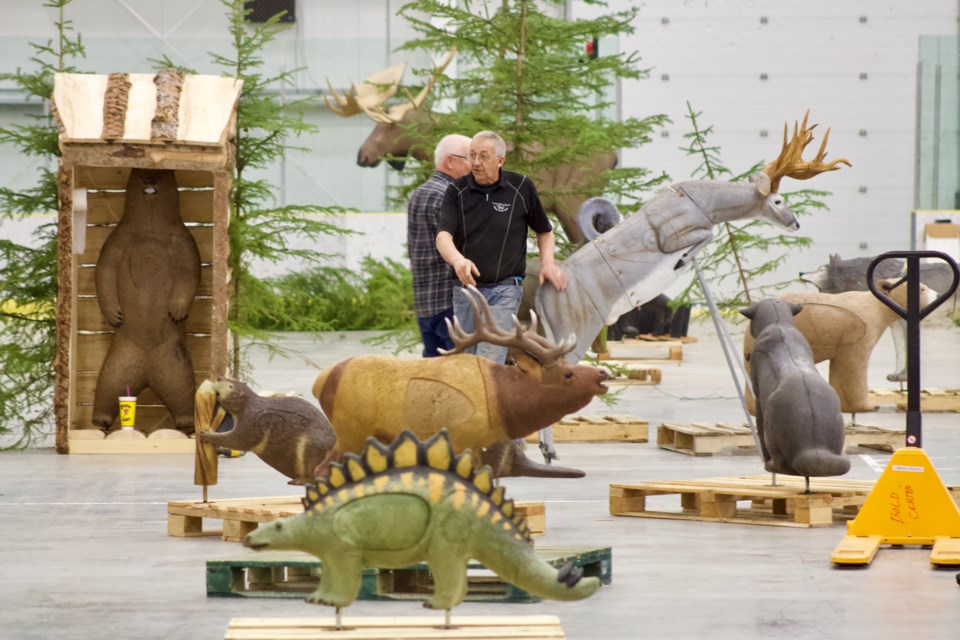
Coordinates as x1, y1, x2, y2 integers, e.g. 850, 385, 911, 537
866, 251, 959, 449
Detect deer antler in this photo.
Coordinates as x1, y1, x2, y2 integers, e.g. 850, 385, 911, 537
322, 62, 406, 119
439, 285, 575, 366
763, 110, 852, 192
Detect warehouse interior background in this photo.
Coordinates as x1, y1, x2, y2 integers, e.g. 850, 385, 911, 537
2, 1, 958, 280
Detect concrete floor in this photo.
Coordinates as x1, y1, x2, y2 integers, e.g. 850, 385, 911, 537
1, 318, 959, 640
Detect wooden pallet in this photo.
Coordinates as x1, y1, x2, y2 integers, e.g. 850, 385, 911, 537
224, 615, 565, 640
656, 422, 904, 456
867, 388, 960, 412
590, 361, 662, 385
68, 428, 194, 454
606, 337, 684, 361
208, 547, 611, 603
634, 333, 698, 344
525, 415, 649, 443
580, 359, 662, 384
169, 497, 546, 542
611, 475, 891, 528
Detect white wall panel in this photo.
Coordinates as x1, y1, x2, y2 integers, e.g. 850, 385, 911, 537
575, 0, 957, 294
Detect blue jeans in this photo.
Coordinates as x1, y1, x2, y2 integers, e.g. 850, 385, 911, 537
451, 282, 523, 365
417, 308, 455, 358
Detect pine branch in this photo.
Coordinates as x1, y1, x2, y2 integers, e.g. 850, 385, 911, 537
212, 0, 351, 377
0, 0, 83, 449
672, 105, 822, 313
681, 102, 751, 303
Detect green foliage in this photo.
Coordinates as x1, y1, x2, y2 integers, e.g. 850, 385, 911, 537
0, 0, 83, 448
245, 257, 415, 332
392, 0, 669, 249
207, 0, 350, 377
672, 103, 821, 314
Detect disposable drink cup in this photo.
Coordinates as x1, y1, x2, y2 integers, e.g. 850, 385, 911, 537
119, 396, 137, 429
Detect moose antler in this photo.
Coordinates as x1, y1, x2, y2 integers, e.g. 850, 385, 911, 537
440, 285, 575, 366
323, 49, 457, 125
400, 47, 457, 111
763, 110, 852, 193
323, 63, 406, 118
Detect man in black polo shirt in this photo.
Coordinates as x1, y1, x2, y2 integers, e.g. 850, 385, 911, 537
436, 130, 567, 364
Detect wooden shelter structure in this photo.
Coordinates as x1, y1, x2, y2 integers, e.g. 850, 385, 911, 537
51, 70, 241, 453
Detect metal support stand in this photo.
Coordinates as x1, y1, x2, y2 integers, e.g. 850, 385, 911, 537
692, 258, 761, 454
538, 427, 558, 464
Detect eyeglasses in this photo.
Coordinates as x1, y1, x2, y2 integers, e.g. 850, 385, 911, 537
467, 151, 498, 163
449, 154, 469, 160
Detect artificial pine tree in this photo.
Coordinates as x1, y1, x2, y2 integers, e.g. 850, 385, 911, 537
160, 1, 353, 375
0, 0, 84, 448
210, 0, 347, 376
394, 0, 669, 251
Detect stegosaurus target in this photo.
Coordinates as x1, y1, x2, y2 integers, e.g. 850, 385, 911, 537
244, 429, 600, 611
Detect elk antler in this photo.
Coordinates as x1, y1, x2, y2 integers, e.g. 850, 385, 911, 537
762, 110, 852, 192
323, 49, 457, 125
439, 285, 576, 367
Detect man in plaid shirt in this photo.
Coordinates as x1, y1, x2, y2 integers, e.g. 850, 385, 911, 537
407, 134, 473, 357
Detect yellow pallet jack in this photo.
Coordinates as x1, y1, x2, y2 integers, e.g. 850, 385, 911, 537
831, 251, 960, 566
